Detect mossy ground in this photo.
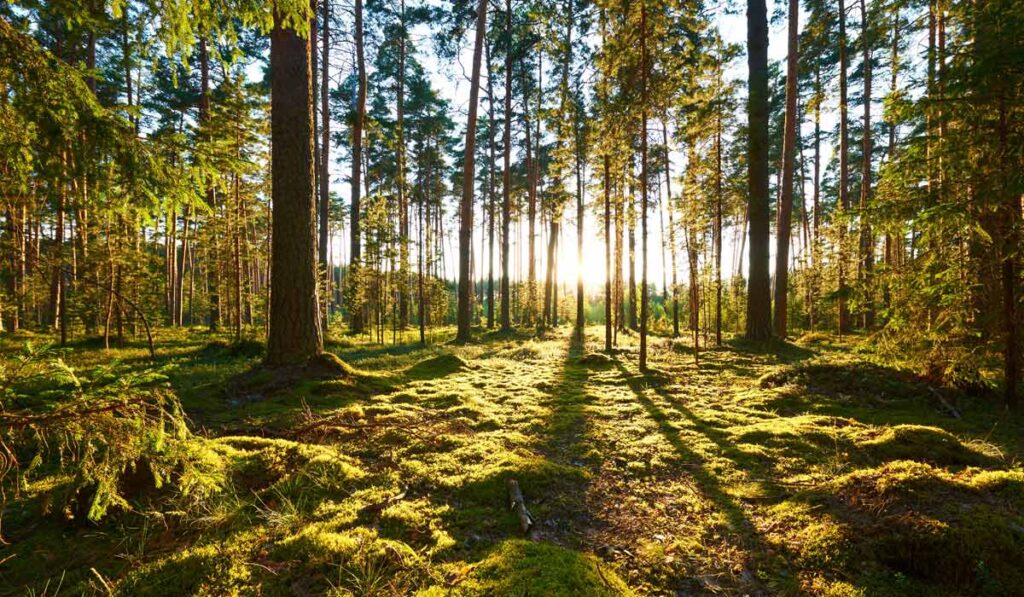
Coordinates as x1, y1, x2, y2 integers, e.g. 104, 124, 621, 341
2, 326, 1024, 595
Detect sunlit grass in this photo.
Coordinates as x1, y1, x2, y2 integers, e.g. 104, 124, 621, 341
3, 325, 1023, 594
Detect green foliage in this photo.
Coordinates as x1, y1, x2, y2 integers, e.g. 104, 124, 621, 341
1, 343, 226, 531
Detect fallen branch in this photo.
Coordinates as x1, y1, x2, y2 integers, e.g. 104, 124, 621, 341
359, 487, 408, 516
506, 478, 539, 540
0, 395, 148, 429
927, 386, 961, 419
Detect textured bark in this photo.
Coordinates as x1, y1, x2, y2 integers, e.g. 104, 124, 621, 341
266, 13, 324, 366
628, 190, 637, 331
604, 154, 612, 351
715, 107, 723, 346
456, 0, 488, 344
745, 0, 772, 341
664, 124, 679, 338
500, 0, 512, 332
639, 3, 649, 371
858, 0, 875, 329
485, 40, 496, 330
523, 99, 536, 325
319, 0, 331, 332
397, 0, 409, 330
350, 0, 366, 334
838, 0, 851, 334
773, 0, 799, 338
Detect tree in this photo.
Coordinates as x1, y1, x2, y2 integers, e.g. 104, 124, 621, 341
266, 6, 323, 366
319, 0, 331, 332
456, 0, 488, 344
773, 0, 798, 338
350, 0, 367, 334
500, 0, 513, 332
745, 0, 772, 341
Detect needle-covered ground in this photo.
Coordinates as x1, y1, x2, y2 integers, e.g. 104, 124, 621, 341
3, 326, 1024, 595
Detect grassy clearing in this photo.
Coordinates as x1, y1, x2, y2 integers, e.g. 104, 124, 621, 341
2, 326, 1023, 595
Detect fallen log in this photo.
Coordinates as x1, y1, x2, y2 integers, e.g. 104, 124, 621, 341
506, 478, 539, 540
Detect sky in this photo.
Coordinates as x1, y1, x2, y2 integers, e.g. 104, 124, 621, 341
323, 1, 826, 295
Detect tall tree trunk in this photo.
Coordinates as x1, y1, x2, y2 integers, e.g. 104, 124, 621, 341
575, 146, 585, 335
485, 40, 497, 330
456, 0, 488, 344
350, 0, 366, 334
773, 0, 799, 338
858, 0, 875, 329
615, 177, 624, 337
523, 93, 536, 326
999, 98, 1018, 409
883, 4, 899, 314
397, 0, 409, 331
715, 108, 723, 345
320, 0, 332, 332
639, 3, 649, 370
838, 0, 851, 334
544, 217, 556, 327
500, 0, 513, 332
664, 123, 679, 338
745, 0, 772, 340
266, 9, 324, 366
604, 154, 612, 351
628, 202, 637, 331
811, 65, 822, 330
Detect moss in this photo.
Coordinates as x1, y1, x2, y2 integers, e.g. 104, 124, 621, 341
406, 353, 473, 379
460, 539, 631, 595
856, 425, 996, 466
7, 326, 1024, 595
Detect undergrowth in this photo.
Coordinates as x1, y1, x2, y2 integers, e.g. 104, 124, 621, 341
1, 327, 1022, 595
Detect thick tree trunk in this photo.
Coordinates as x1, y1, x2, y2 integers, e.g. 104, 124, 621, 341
604, 154, 612, 351
456, 0, 488, 344
773, 0, 799, 338
838, 0, 851, 334
266, 11, 324, 366
397, 0, 409, 331
320, 0, 331, 332
500, 0, 513, 332
745, 0, 772, 341
486, 40, 497, 330
350, 0, 366, 334
639, 3, 649, 370
615, 180, 624, 338
858, 0, 875, 329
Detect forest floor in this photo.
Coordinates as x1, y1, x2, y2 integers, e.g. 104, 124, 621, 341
3, 325, 1024, 596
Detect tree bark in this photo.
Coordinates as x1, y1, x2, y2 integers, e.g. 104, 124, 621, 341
858, 0, 875, 329
456, 0, 489, 343
773, 0, 799, 338
745, 0, 772, 341
500, 0, 513, 332
266, 9, 324, 366
639, 3, 649, 370
320, 0, 332, 332
837, 0, 851, 334
350, 0, 366, 334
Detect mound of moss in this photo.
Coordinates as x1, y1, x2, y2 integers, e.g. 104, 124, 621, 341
856, 425, 997, 467
455, 539, 631, 596
406, 354, 473, 379
773, 461, 1024, 594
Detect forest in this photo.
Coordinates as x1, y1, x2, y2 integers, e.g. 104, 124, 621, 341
1, 0, 1023, 593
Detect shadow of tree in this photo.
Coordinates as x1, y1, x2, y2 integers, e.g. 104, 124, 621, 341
612, 359, 779, 589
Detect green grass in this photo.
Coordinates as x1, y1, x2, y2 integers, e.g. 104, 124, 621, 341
2, 326, 1023, 595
